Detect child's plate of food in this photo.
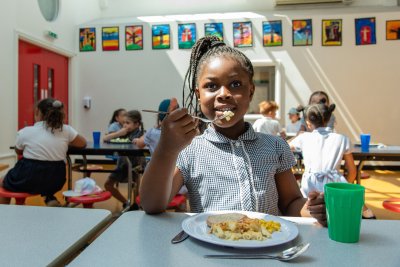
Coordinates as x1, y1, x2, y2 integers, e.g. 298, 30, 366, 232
181, 210, 298, 248
107, 138, 132, 144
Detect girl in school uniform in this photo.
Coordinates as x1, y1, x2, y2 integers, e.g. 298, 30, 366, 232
107, 108, 127, 133
0, 98, 86, 206
289, 103, 375, 218
139, 36, 326, 226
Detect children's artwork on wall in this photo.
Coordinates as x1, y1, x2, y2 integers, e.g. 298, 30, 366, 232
152, 24, 170, 49
102, 27, 119, 51
292, 19, 313, 46
355, 17, 376, 45
79, 27, 96, 52
262, 20, 283, 47
178, 23, 196, 49
204, 22, 224, 41
386, 20, 400, 40
125, 25, 143, 50
233, 22, 253, 48
322, 19, 342, 46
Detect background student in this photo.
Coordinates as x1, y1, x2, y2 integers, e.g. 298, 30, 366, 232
0, 98, 86, 206
139, 36, 326, 226
107, 108, 127, 133
286, 107, 302, 134
253, 100, 286, 139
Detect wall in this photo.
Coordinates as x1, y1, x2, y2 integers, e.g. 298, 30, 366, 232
77, 6, 400, 146
0, 0, 101, 167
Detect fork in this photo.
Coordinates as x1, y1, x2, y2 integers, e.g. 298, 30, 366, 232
142, 109, 227, 123
204, 243, 310, 261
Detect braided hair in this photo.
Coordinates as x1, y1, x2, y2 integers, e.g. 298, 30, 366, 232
182, 36, 254, 120
36, 98, 65, 133
304, 103, 336, 128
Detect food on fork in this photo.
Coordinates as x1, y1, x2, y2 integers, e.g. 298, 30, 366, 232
207, 213, 281, 241
222, 110, 235, 121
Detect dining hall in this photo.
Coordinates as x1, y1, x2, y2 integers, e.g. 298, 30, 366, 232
1, 0, 400, 266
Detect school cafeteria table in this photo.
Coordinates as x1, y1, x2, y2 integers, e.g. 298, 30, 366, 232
0, 204, 111, 267
69, 211, 400, 267
67, 142, 149, 211
352, 145, 400, 184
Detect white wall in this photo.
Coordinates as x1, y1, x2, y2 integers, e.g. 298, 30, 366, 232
0, 0, 101, 167
77, 6, 400, 146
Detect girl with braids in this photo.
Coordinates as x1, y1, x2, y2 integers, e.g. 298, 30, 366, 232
107, 108, 127, 133
104, 110, 146, 210
289, 103, 375, 218
0, 98, 86, 206
140, 36, 326, 226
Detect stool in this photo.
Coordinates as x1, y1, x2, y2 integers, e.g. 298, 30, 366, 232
136, 194, 187, 211
382, 198, 400, 213
67, 191, 112, 208
0, 187, 38, 205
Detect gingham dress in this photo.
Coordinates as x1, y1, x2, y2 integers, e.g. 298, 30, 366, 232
177, 123, 296, 215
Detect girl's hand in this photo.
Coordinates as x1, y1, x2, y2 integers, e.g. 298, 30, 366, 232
306, 191, 327, 227
117, 127, 128, 137
158, 108, 197, 155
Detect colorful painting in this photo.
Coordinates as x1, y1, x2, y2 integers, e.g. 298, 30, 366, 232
322, 19, 342, 46
292, 19, 313, 46
125, 25, 143, 50
355, 17, 376, 45
262, 20, 283, 47
204, 23, 224, 41
79, 27, 96, 52
386, 20, 400, 40
152, 24, 170, 49
233, 22, 253, 48
102, 27, 119, 51
178, 23, 196, 49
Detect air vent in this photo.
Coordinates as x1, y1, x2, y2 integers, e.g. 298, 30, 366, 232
275, 0, 345, 6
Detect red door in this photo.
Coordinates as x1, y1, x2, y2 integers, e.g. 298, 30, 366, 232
18, 40, 69, 129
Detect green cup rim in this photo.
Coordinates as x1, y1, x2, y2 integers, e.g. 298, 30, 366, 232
324, 183, 365, 192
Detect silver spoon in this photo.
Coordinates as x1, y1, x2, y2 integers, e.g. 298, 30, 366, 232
203, 243, 310, 261
142, 110, 228, 123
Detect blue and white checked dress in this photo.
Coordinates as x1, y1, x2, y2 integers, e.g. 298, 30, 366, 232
177, 123, 296, 215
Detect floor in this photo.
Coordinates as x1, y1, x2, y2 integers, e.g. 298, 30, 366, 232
22, 170, 400, 220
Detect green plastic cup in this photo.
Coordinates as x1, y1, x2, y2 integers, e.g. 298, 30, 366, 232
324, 183, 365, 243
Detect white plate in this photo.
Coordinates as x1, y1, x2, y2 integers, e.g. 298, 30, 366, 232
182, 210, 298, 248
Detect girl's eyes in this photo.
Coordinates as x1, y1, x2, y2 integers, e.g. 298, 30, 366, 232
231, 81, 242, 88
203, 81, 242, 91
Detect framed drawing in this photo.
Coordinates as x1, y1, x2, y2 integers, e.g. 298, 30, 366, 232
292, 19, 312, 46
102, 27, 119, 51
79, 27, 96, 52
355, 17, 376, 45
262, 20, 283, 47
386, 20, 400, 40
233, 22, 253, 48
125, 25, 143, 50
152, 24, 170, 49
178, 23, 196, 49
322, 19, 342, 46
204, 22, 224, 41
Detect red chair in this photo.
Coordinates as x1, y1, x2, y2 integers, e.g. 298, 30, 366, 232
67, 191, 112, 208
382, 198, 400, 213
136, 194, 187, 211
0, 187, 38, 205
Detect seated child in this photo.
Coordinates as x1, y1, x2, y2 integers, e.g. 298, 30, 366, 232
103, 110, 145, 210
286, 107, 302, 134
253, 100, 286, 138
107, 108, 127, 133
0, 98, 86, 206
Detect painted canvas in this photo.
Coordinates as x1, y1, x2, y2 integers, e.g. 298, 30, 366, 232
152, 24, 170, 49
322, 19, 342, 46
292, 19, 313, 46
79, 27, 96, 52
355, 17, 376, 45
178, 23, 196, 49
233, 22, 253, 48
204, 23, 224, 41
125, 25, 143, 50
262, 20, 283, 47
102, 27, 119, 51
386, 20, 400, 40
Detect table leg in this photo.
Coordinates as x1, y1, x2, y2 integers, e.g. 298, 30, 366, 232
121, 156, 132, 213
67, 156, 73, 190
356, 160, 365, 184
